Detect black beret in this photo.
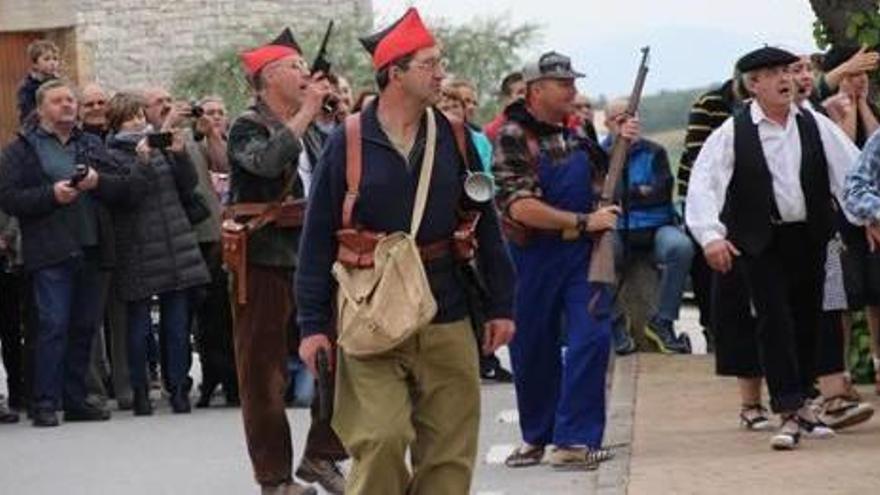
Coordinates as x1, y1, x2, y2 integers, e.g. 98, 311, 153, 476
735, 46, 799, 73
822, 45, 863, 72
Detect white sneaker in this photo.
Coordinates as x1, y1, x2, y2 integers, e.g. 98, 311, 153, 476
770, 416, 799, 451
794, 407, 836, 439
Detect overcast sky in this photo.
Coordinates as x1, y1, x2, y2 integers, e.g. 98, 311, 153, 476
373, 0, 819, 97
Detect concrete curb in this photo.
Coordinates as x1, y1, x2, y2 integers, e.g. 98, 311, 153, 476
595, 353, 638, 495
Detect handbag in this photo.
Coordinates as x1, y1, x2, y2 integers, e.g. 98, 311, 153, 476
332, 108, 439, 356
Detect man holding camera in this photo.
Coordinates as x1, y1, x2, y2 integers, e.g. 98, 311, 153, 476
0, 79, 143, 427
227, 28, 346, 495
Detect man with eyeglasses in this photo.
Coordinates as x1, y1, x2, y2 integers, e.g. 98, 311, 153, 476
80, 83, 110, 139
296, 8, 515, 494
494, 51, 629, 470
227, 28, 345, 495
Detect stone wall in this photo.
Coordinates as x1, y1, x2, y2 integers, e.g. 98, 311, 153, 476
73, 0, 372, 90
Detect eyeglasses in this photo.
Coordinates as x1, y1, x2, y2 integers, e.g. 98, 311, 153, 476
82, 99, 107, 108
411, 57, 449, 73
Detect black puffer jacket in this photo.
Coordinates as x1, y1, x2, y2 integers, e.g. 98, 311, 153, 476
106, 132, 210, 302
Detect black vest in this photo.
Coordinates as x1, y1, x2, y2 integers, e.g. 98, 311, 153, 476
721, 106, 833, 255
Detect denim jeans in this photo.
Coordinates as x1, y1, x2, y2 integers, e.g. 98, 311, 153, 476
127, 290, 190, 390
31, 252, 103, 411
614, 225, 695, 323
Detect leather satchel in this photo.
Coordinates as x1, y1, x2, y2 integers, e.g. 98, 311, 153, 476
332, 109, 439, 356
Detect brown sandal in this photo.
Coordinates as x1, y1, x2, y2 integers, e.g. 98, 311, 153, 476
504, 445, 545, 468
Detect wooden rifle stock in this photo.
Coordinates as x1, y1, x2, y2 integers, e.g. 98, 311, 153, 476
588, 46, 651, 286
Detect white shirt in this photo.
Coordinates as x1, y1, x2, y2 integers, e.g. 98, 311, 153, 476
298, 147, 312, 199
685, 101, 862, 248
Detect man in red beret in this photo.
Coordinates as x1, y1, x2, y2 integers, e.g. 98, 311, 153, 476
296, 8, 516, 494
227, 28, 346, 495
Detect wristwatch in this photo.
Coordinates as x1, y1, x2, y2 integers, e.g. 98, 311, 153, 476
576, 213, 588, 232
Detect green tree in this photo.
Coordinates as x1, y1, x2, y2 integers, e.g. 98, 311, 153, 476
173, 14, 539, 122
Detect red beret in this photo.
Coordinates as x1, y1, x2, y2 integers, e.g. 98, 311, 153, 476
360, 8, 436, 70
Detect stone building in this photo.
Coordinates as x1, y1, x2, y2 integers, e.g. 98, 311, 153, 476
0, 0, 372, 144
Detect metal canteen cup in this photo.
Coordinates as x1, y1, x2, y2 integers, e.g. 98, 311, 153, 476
463, 171, 493, 203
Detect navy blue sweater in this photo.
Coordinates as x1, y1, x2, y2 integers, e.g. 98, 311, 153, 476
295, 101, 515, 338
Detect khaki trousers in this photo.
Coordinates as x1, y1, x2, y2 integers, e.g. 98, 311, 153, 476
333, 319, 480, 495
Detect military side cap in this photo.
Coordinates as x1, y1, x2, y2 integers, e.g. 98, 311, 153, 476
360, 8, 436, 70
240, 27, 302, 76
735, 46, 799, 73
522, 51, 585, 83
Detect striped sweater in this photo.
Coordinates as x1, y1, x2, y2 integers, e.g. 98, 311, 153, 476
677, 79, 739, 197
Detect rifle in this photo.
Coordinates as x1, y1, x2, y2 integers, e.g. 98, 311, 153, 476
587, 47, 651, 291
315, 348, 333, 422
312, 21, 338, 113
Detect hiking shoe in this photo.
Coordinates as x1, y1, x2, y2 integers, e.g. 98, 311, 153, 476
818, 396, 874, 430
295, 456, 345, 495
612, 314, 636, 355
739, 404, 772, 431
644, 317, 690, 354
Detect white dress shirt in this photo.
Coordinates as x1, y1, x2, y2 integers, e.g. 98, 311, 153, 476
685, 101, 861, 248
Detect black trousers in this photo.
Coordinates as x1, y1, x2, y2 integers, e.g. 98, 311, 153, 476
0, 270, 25, 407
712, 265, 761, 378
689, 236, 714, 330
193, 242, 237, 399
740, 224, 823, 413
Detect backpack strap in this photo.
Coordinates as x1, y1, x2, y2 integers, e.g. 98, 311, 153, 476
342, 113, 363, 229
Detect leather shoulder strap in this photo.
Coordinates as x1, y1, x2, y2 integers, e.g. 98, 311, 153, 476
342, 113, 362, 229
449, 117, 471, 170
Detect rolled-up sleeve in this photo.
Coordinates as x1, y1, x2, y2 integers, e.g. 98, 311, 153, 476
492, 123, 541, 214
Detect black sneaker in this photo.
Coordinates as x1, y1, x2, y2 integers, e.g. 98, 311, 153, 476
64, 404, 111, 422
644, 317, 690, 354
32, 409, 60, 428
0, 402, 19, 424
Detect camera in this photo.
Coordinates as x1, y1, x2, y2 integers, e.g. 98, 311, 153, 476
147, 132, 173, 149
189, 100, 205, 119
68, 164, 89, 187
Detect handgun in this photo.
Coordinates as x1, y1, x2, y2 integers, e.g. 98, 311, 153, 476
316, 348, 332, 422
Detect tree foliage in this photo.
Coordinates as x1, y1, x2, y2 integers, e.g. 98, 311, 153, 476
810, 0, 880, 48
172, 14, 539, 122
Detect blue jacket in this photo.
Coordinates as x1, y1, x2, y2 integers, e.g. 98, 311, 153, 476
601, 137, 675, 230
295, 101, 515, 338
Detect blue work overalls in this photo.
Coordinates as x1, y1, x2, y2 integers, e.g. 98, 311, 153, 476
509, 135, 611, 449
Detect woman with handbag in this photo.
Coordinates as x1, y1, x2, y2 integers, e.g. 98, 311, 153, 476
105, 92, 210, 415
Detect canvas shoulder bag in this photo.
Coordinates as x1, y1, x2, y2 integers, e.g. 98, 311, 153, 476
332, 108, 439, 356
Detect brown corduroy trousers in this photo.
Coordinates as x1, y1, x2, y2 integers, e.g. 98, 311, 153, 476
232, 264, 346, 486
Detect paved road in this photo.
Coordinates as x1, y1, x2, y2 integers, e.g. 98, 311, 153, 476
0, 306, 707, 494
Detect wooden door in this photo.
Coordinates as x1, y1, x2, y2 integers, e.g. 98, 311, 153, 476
0, 31, 42, 147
